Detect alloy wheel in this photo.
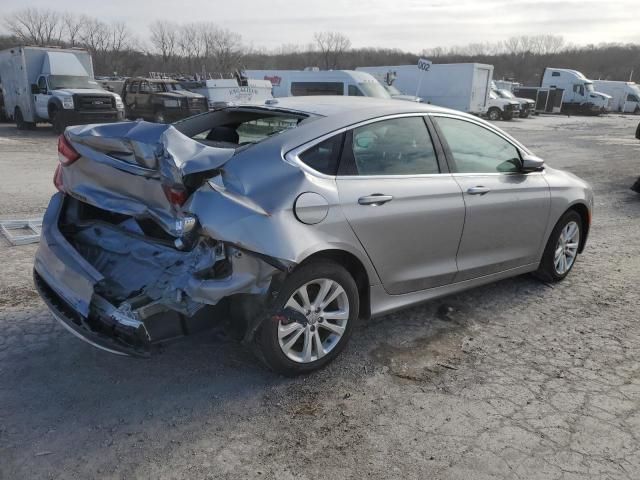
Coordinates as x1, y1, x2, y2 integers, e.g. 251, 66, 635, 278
277, 278, 349, 363
554, 221, 580, 275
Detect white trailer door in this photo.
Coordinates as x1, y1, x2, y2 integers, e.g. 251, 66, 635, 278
471, 67, 491, 113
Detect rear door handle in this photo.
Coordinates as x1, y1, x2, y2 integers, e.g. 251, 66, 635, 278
466, 186, 490, 195
358, 194, 394, 206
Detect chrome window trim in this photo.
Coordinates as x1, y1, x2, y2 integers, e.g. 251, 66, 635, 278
285, 112, 447, 180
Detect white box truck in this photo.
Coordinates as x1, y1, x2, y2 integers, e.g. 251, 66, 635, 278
244, 69, 393, 99
0, 46, 125, 133
540, 68, 611, 115
592, 80, 640, 113
356, 63, 493, 115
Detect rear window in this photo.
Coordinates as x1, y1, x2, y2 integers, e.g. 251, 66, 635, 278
188, 112, 305, 148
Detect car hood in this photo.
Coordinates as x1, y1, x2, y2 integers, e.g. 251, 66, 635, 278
157, 91, 204, 100
52, 88, 117, 97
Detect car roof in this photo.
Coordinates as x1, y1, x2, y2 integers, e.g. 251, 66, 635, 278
247, 96, 471, 122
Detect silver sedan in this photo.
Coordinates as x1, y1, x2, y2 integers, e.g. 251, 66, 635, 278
34, 97, 593, 375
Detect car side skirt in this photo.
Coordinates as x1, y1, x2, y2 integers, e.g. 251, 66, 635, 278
369, 262, 539, 318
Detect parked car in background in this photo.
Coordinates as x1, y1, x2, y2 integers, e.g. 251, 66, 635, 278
487, 90, 521, 120
541, 68, 611, 114
0, 46, 125, 133
493, 87, 535, 118
592, 80, 640, 113
245, 69, 392, 99
35, 96, 593, 375
121, 77, 207, 123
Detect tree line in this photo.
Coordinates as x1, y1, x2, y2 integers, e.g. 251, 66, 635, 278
2, 8, 640, 85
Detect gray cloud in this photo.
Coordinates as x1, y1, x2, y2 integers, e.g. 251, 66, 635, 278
1, 0, 638, 50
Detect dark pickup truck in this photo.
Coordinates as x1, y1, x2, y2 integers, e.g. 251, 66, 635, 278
122, 78, 207, 123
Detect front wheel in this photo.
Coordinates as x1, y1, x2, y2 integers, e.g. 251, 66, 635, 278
257, 261, 359, 376
535, 210, 582, 282
153, 110, 166, 123
487, 108, 501, 121
51, 109, 66, 134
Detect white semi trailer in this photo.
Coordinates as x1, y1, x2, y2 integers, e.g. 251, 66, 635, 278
592, 80, 640, 113
0, 46, 124, 132
540, 68, 611, 114
356, 63, 493, 115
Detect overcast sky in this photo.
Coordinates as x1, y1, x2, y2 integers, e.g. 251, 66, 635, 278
2, 0, 640, 51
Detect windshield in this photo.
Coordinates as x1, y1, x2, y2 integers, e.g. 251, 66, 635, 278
162, 83, 185, 92
357, 82, 392, 99
383, 84, 402, 96
585, 83, 594, 93
496, 89, 515, 99
489, 91, 498, 99
48, 75, 94, 90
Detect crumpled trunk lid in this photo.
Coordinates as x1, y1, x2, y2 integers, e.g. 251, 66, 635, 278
61, 121, 235, 235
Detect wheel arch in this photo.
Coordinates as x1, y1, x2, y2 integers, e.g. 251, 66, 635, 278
300, 249, 371, 320
567, 202, 590, 253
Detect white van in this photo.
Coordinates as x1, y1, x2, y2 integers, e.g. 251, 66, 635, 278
541, 68, 611, 114
592, 80, 640, 113
244, 70, 392, 99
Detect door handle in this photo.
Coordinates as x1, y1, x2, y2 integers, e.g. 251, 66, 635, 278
466, 186, 490, 195
358, 194, 394, 206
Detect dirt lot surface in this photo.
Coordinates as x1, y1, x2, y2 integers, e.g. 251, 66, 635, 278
1, 115, 639, 479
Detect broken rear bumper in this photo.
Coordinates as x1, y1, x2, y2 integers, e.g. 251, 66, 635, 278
33, 193, 151, 356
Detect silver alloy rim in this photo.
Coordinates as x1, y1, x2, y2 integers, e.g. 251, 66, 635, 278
554, 221, 580, 275
278, 278, 349, 364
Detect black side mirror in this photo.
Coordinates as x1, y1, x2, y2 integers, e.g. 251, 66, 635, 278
31, 84, 39, 94
521, 154, 545, 172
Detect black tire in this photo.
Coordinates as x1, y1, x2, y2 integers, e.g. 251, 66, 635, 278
15, 107, 33, 130
51, 109, 66, 134
487, 108, 501, 121
535, 210, 582, 283
257, 260, 359, 376
502, 112, 514, 121
153, 110, 166, 124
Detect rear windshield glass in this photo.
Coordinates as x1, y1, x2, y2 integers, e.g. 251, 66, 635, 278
184, 110, 308, 149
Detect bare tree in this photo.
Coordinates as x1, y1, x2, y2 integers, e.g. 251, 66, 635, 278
177, 23, 204, 71
4, 8, 63, 46
313, 31, 351, 69
150, 20, 177, 63
200, 24, 244, 72
60, 13, 83, 47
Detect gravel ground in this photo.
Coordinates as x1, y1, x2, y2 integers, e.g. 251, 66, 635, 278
0, 115, 639, 480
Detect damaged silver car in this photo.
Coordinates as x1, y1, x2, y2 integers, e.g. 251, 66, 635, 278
34, 96, 593, 375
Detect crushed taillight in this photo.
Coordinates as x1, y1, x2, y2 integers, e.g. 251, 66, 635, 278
53, 164, 64, 192
162, 184, 188, 207
57, 135, 80, 165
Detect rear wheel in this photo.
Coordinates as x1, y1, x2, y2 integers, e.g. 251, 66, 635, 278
15, 107, 34, 130
487, 108, 501, 121
535, 210, 582, 282
257, 261, 359, 376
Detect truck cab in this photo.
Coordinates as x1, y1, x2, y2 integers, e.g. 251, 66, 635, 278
541, 68, 611, 114
121, 78, 207, 123
592, 80, 640, 113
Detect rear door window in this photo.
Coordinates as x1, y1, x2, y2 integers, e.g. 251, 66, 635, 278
344, 116, 440, 176
299, 134, 344, 175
